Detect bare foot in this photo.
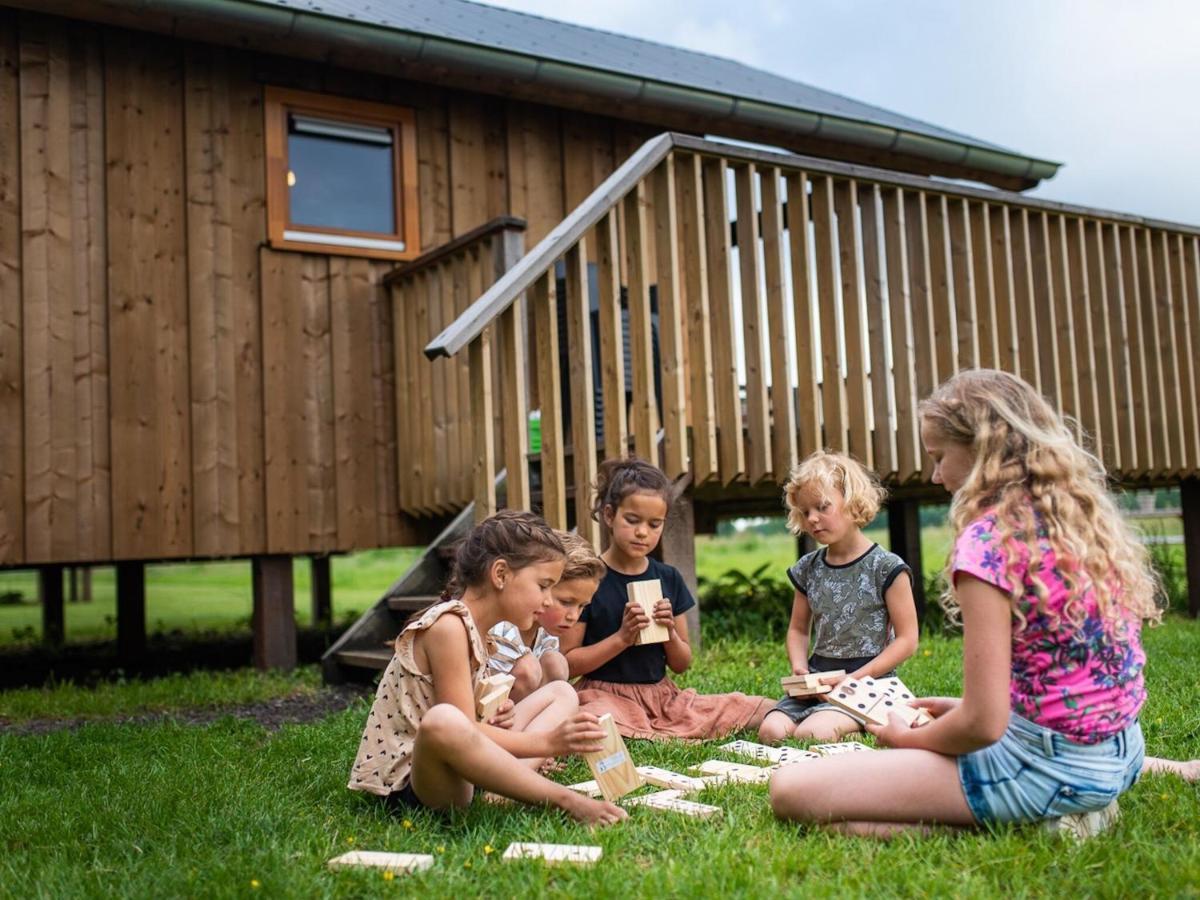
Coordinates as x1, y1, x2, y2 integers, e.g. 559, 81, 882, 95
558, 790, 628, 827
1143, 756, 1200, 782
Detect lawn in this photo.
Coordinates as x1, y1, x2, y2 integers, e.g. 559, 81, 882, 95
2, 620, 1199, 898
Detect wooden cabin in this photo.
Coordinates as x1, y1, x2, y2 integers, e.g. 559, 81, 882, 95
1, 0, 1197, 678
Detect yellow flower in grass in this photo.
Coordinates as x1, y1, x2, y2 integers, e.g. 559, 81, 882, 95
250, 879, 261, 889
923, 650, 932, 657
483, 844, 494, 856
437, 845, 446, 854
383, 871, 395, 882
346, 835, 356, 845
464, 861, 473, 869
402, 819, 414, 830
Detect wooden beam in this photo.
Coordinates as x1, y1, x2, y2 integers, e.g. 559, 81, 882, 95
252, 555, 296, 671
116, 561, 145, 659
658, 486, 700, 651
40, 564, 64, 647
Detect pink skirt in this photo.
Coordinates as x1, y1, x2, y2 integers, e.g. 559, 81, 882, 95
575, 676, 774, 741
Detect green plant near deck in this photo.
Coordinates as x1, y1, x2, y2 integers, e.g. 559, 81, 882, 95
2, 622, 1199, 898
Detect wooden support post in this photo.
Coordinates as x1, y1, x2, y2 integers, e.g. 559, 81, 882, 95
116, 562, 146, 660
39, 565, 64, 647
887, 498, 926, 623
1184, 478, 1200, 618
311, 555, 332, 628
658, 487, 701, 651
253, 556, 296, 670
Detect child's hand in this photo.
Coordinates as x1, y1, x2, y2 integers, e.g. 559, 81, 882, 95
550, 712, 607, 756
488, 699, 516, 729
817, 672, 845, 686
866, 713, 915, 748
619, 600, 651, 645
652, 599, 676, 632
911, 696, 959, 717
790, 663, 810, 676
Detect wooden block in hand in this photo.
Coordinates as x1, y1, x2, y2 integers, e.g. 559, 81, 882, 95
475, 673, 515, 720
624, 790, 723, 819
627, 580, 670, 644
583, 713, 643, 801
689, 759, 772, 784
502, 843, 602, 866
635, 765, 709, 793
327, 851, 434, 874
825, 676, 900, 726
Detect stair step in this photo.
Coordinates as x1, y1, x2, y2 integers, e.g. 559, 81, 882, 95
333, 647, 393, 670
387, 594, 440, 612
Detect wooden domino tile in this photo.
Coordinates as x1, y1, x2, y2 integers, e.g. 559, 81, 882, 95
327, 851, 434, 874
627, 580, 670, 644
780, 670, 845, 698
809, 741, 875, 756
624, 790, 723, 819
475, 673, 515, 721
565, 779, 604, 797
689, 759, 773, 784
502, 843, 602, 866
635, 765, 709, 793
826, 676, 896, 726
582, 713, 643, 801
719, 739, 783, 763
772, 747, 822, 767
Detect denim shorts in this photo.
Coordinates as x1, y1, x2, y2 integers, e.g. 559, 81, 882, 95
957, 712, 1144, 825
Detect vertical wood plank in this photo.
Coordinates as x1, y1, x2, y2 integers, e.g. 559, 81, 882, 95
860, 185, 896, 478
812, 176, 846, 454
1047, 215, 1080, 437
565, 241, 598, 546
904, 192, 937, 402
882, 189, 921, 481
391, 279, 415, 513
595, 210, 627, 462
925, 194, 956, 382
1120, 226, 1155, 475
988, 204, 1018, 373
426, 264, 449, 512
1169, 234, 1198, 470
1099, 224, 1134, 474
703, 157, 745, 482
0, 16, 21, 563
1009, 208, 1041, 391
760, 167, 797, 481
785, 172, 821, 462
735, 163, 772, 483
1028, 211, 1062, 407
1152, 230, 1185, 474
532, 271, 565, 527
1136, 228, 1171, 474
678, 154, 718, 483
1183, 238, 1200, 467
416, 270, 438, 512
652, 158, 688, 480
834, 180, 870, 466
624, 182, 658, 466
367, 262, 404, 546
969, 202, 998, 370
948, 197, 978, 370
106, 34, 192, 559
498, 297, 531, 510
1082, 223, 1119, 470
1064, 218, 1104, 462
469, 329, 496, 521
449, 254, 471, 506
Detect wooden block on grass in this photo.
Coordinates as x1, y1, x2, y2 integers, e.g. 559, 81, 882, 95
624, 790, 723, 819
772, 747, 822, 766
502, 843, 602, 865
719, 739, 785, 764
810, 741, 875, 756
327, 851, 434, 874
636, 765, 709, 793
565, 779, 604, 797
689, 759, 772, 784
628, 579, 670, 644
583, 713, 643, 801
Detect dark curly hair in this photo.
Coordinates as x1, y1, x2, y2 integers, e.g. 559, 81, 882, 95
590, 456, 671, 522
446, 509, 565, 595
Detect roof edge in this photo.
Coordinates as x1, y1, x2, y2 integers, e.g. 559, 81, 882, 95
9, 0, 1063, 187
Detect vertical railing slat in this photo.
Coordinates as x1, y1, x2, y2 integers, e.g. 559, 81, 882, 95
882, 188, 921, 482
1048, 215, 1080, 440
498, 297, 531, 510
1010, 208, 1041, 392
1120, 226, 1154, 476
860, 185, 897, 478
416, 271, 435, 513
735, 163, 772, 483
532, 270, 565, 527
948, 197, 979, 370
1083, 222, 1118, 470
926, 194, 957, 382
703, 156, 746, 483
653, 156, 689, 480
812, 175, 846, 454
564, 240, 598, 546
970, 202, 999, 370
469, 328, 496, 521
760, 166, 798, 480
989, 204, 1019, 373
624, 183, 659, 466
596, 210, 628, 462
1136, 228, 1171, 474
1064, 218, 1103, 462
1182, 237, 1200, 467
1029, 212, 1062, 409
1099, 224, 1132, 474
785, 171, 821, 462
1169, 234, 1198, 471
1152, 231, 1185, 475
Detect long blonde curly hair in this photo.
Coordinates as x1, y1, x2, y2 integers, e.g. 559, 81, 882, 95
919, 369, 1161, 632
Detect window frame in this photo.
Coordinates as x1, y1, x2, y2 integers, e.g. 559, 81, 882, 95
264, 86, 420, 261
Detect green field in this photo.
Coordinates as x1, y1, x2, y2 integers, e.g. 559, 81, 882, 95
2, 621, 1198, 898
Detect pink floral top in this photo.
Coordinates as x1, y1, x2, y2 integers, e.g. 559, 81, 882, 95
952, 511, 1145, 743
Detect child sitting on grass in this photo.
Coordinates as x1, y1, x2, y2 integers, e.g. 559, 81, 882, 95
758, 451, 919, 745
348, 509, 626, 827
562, 456, 774, 739
487, 531, 606, 701
770, 369, 1197, 838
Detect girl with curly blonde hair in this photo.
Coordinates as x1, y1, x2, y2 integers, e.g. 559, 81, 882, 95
771, 370, 1196, 837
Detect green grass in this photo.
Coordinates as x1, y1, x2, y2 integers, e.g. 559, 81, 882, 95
0, 548, 422, 648
2, 620, 1199, 898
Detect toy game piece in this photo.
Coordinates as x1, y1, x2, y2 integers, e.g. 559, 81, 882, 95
719, 739, 782, 763
810, 741, 875, 756
628, 580, 670, 644
772, 747, 822, 767
624, 790, 723, 819
582, 713, 643, 801
825, 676, 897, 726
689, 759, 773, 784
327, 851, 434, 874
780, 670, 846, 698
475, 673, 515, 721
565, 779, 604, 797
635, 765, 710, 793
502, 843, 602, 866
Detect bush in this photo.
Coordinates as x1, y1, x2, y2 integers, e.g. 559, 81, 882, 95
697, 564, 793, 640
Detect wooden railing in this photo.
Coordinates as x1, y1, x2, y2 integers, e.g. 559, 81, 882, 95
426, 133, 1200, 540
385, 217, 525, 520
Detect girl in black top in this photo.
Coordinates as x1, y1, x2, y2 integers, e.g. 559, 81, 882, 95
561, 457, 773, 740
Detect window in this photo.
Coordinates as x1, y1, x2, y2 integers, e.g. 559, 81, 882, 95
265, 87, 419, 260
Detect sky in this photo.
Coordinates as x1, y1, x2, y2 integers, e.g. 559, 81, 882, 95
478, 0, 1200, 225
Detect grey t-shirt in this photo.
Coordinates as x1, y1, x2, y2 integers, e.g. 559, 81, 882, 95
786, 544, 911, 659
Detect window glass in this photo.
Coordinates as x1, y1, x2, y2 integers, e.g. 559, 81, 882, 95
287, 114, 395, 234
